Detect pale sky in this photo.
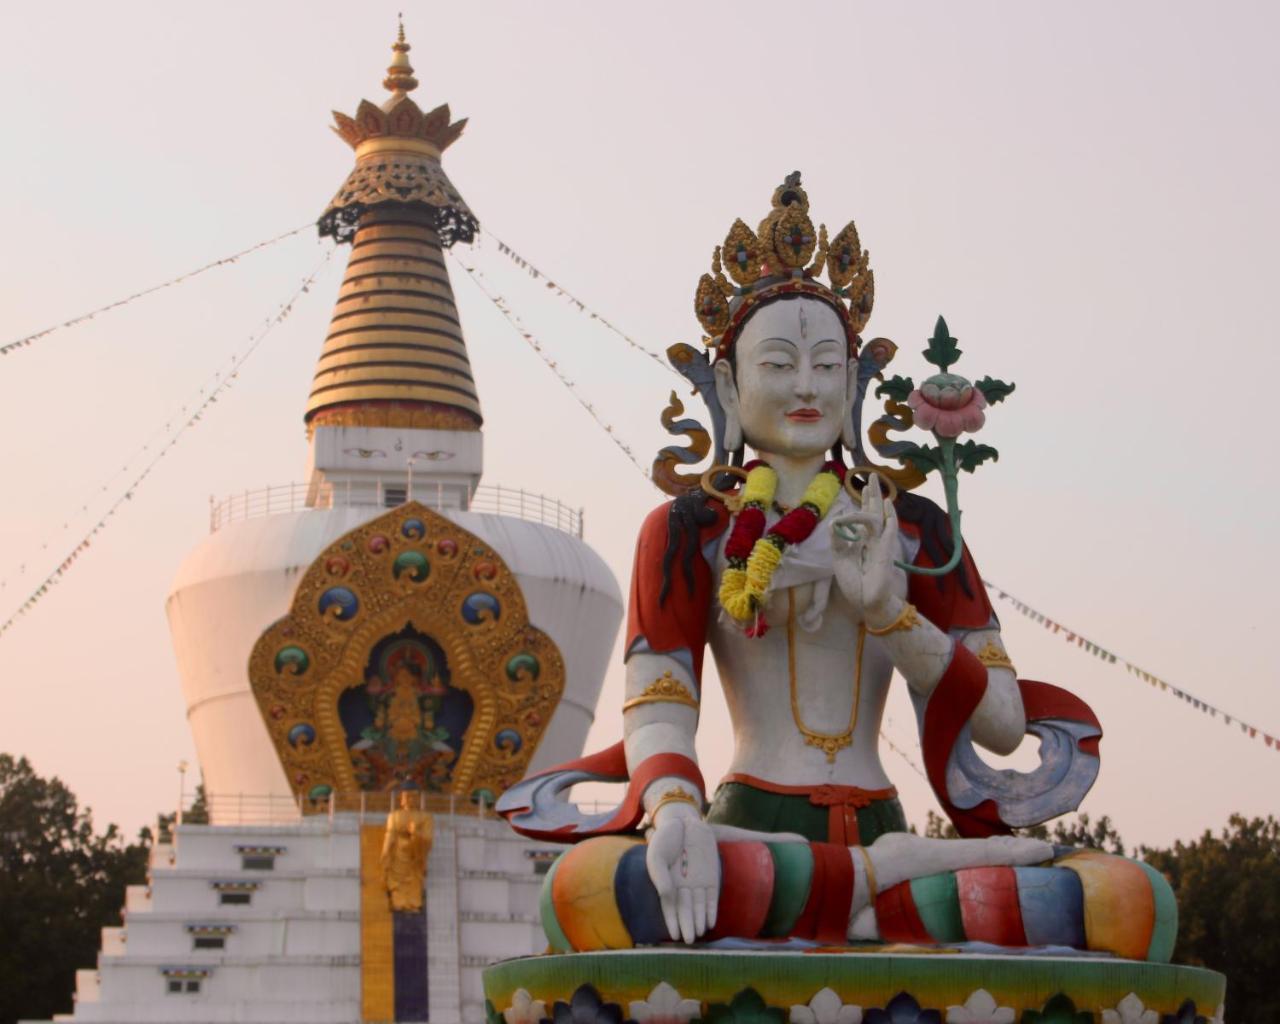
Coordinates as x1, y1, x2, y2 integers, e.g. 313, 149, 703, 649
0, 1, 1276, 848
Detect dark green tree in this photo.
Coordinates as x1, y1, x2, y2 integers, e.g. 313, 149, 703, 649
920, 809, 1127, 853
0, 754, 152, 1024
186, 782, 210, 824
1141, 816, 1280, 1024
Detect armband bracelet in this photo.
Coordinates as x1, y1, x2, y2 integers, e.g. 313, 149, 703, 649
866, 602, 921, 637
976, 639, 1017, 673
647, 787, 700, 823
622, 671, 700, 713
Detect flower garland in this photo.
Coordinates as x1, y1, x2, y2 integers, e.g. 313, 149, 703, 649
718, 459, 845, 637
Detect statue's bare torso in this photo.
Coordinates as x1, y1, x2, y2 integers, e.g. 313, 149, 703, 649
709, 494, 900, 790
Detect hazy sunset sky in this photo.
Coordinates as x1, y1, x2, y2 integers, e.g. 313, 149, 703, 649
0, 1, 1276, 845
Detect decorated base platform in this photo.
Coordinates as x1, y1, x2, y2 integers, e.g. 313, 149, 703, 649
482, 950, 1226, 1023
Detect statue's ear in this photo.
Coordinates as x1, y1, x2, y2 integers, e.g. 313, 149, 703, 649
841, 359, 859, 451
713, 359, 743, 453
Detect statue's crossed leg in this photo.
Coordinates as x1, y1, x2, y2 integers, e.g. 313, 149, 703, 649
541, 828, 1176, 962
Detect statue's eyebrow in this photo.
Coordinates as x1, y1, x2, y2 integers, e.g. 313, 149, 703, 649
757, 337, 799, 350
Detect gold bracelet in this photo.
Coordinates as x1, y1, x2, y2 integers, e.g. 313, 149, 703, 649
622, 671, 700, 713
648, 787, 699, 822
858, 846, 879, 900
866, 602, 920, 637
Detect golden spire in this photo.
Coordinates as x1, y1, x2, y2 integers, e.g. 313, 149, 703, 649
383, 18, 419, 95
307, 21, 482, 435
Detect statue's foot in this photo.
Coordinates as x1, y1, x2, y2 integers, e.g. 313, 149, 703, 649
866, 832, 1052, 892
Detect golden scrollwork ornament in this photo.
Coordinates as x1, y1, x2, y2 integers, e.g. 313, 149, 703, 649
247, 502, 566, 811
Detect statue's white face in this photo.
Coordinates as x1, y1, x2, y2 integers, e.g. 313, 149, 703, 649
715, 297, 854, 458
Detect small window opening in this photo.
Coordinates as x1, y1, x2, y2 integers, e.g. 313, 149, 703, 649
241, 854, 275, 871
193, 935, 225, 950
219, 891, 251, 906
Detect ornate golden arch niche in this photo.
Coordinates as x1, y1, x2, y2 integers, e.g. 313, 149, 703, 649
248, 502, 565, 812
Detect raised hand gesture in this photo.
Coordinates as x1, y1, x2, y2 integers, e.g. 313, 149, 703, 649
830, 472, 907, 624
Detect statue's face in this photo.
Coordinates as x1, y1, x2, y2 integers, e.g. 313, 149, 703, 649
398, 791, 412, 809
717, 298, 853, 458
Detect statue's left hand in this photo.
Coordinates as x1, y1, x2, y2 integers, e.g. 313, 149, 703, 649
830, 473, 907, 623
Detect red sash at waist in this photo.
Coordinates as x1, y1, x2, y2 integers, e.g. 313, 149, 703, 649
721, 772, 897, 846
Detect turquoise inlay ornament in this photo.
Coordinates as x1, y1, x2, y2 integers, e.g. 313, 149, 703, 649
462, 592, 501, 624
274, 645, 310, 676
495, 729, 523, 753
288, 723, 316, 747
307, 783, 332, 801
506, 653, 541, 682
401, 517, 426, 540
318, 586, 359, 621
393, 550, 430, 582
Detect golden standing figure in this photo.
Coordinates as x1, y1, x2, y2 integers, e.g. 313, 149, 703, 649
380, 791, 433, 912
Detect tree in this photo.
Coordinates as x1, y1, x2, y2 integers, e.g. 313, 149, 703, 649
0, 754, 152, 1024
1141, 816, 1280, 1024
919, 809, 1126, 853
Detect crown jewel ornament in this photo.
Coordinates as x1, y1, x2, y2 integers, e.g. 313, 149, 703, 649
694, 172, 874, 358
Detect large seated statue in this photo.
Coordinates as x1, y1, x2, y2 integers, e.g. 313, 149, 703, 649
489, 175, 1222, 1023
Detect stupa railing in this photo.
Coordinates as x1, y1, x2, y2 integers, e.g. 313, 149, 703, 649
208, 481, 583, 537
186, 790, 609, 827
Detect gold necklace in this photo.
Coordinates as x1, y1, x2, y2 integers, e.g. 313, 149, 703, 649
787, 588, 864, 763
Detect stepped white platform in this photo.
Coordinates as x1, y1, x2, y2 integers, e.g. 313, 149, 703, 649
36, 809, 562, 1024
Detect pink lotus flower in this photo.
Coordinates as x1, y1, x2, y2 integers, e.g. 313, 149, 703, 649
908, 373, 987, 437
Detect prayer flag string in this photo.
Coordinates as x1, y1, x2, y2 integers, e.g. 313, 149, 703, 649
1, 223, 313, 358
984, 579, 1279, 753
449, 253, 652, 480
0, 247, 335, 640
480, 228, 678, 377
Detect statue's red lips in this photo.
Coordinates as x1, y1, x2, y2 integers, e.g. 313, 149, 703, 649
785, 408, 823, 422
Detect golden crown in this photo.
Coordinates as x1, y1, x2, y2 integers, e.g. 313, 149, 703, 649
695, 173, 874, 357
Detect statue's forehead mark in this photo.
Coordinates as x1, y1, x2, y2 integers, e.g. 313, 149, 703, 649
799, 305, 809, 339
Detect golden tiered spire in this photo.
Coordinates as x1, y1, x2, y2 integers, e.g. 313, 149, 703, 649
307, 23, 481, 433
382, 19, 419, 95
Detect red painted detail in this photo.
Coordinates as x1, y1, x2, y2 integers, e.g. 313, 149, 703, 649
626, 500, 731, 683
875, 882, 932, 944
902, 524, 995, 631
706, 841, 775, 940
499, 744, 705, 843
799, 843, 854, 945
1020, 679, 1104, 757
956, 866, 1028, 946
920, 643, 1007, 838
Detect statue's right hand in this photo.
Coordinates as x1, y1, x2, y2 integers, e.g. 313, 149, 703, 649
646, 803, 719, 944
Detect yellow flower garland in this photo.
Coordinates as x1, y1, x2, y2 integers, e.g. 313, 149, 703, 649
718, 462, 843, 630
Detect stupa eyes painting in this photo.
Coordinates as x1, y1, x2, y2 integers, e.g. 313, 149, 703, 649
341, 624, 474, 792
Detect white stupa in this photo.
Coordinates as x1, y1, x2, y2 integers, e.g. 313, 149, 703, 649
38, 25, 622, 1024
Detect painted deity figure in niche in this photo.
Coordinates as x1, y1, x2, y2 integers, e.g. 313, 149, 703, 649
501, 176, 1175, 961
382, 790, 434, 913
342, 625, 473, 792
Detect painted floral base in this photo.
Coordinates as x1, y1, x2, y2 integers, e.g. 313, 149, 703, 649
482, 951, 1226, 1024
